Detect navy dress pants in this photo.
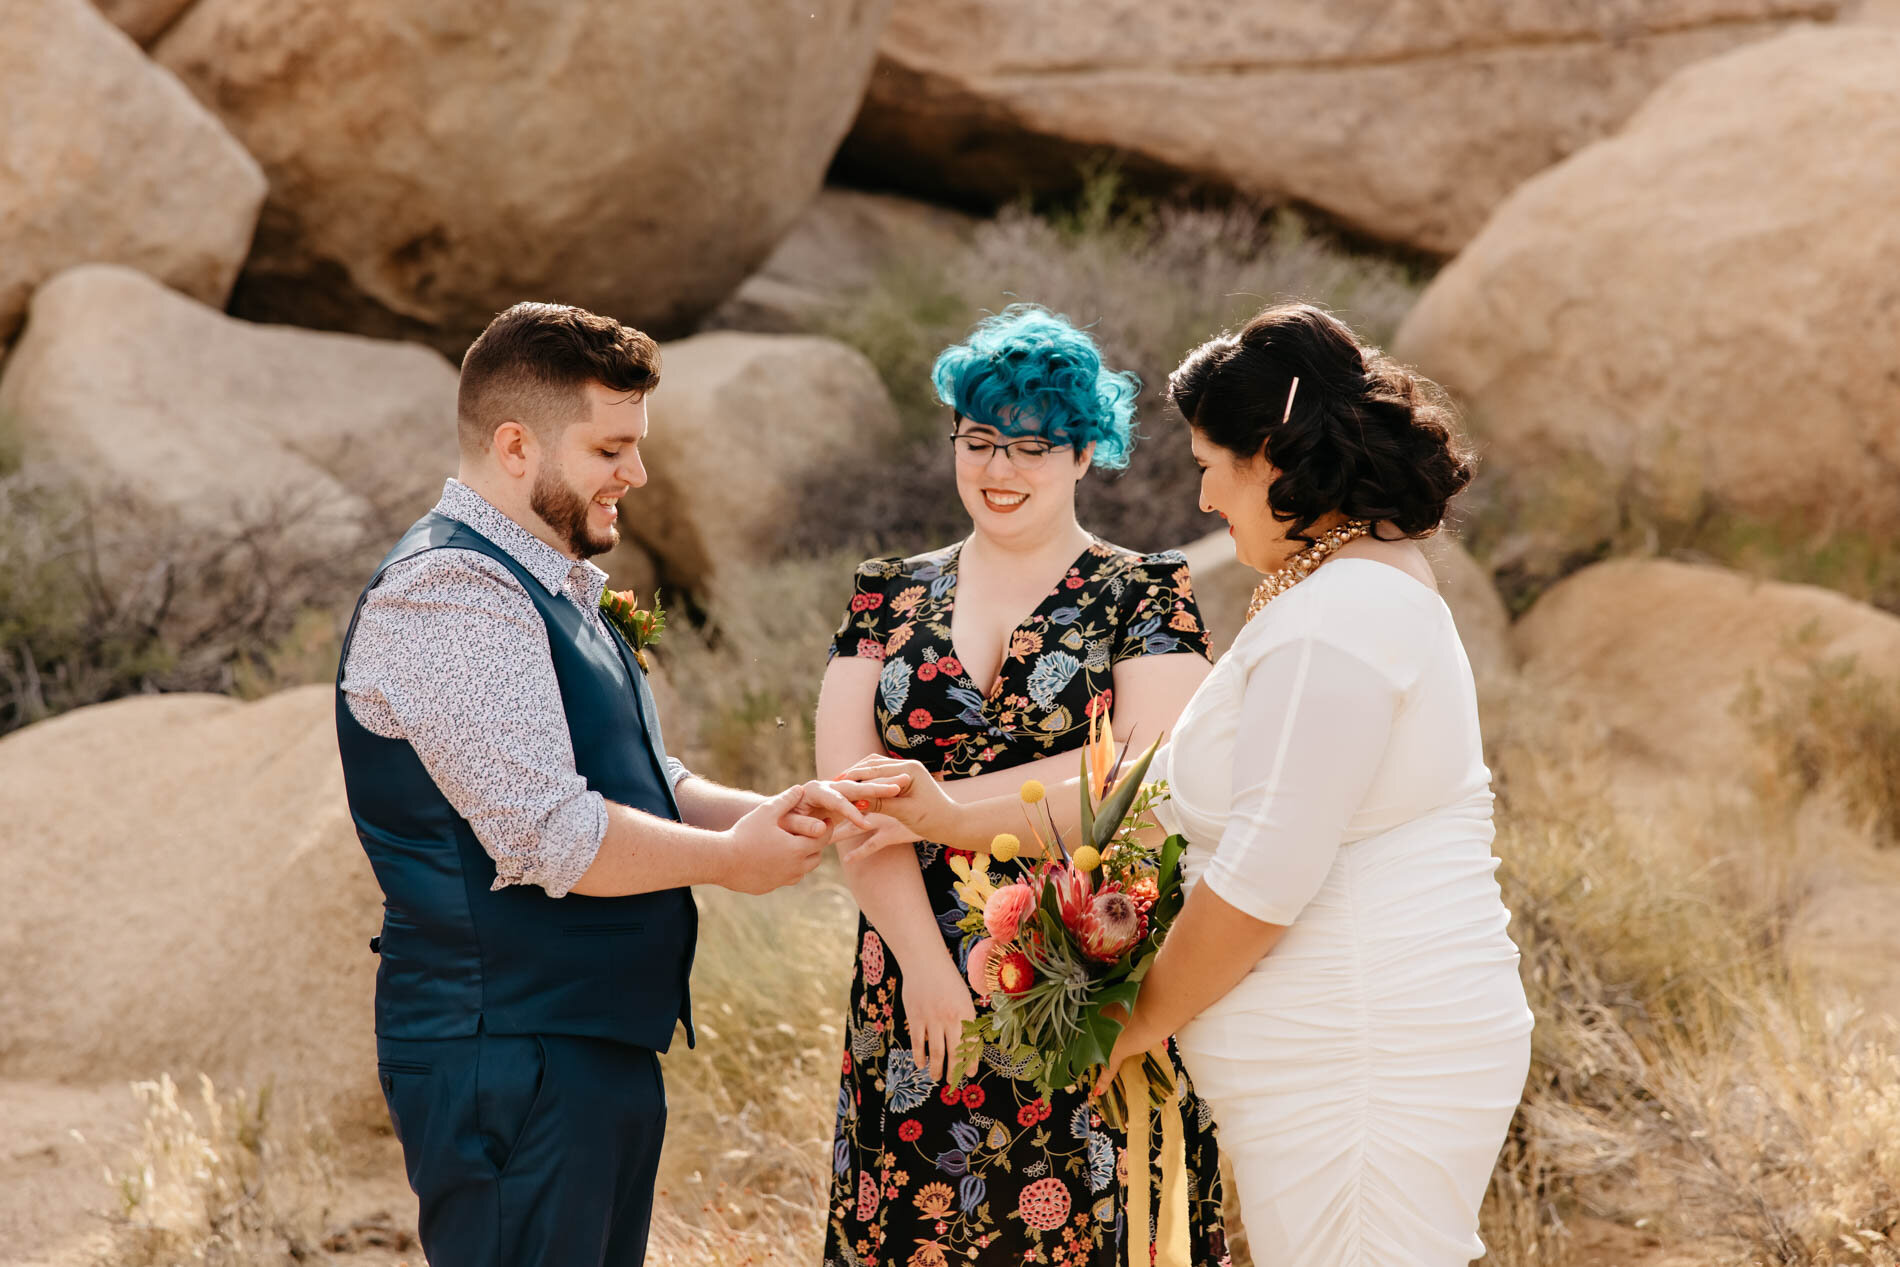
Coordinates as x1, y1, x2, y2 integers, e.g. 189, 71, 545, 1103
376, 1029, 667, 1267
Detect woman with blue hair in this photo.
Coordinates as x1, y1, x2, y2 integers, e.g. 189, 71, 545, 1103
814, 305, 1230, 1266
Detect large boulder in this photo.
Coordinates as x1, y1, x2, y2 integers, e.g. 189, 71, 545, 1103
836, 0, 1830, 256
624, 332, 901, 592
1512, 558, 1900, 785
0, 0, 263, 345
707, 188, 979, 333
0, 265, 457, 566
1394, 28, 1900, 578
1179, 530, 1516, 686
90, 0, 196, 43
0, 688, 386, 1126
153, 0, 895, 352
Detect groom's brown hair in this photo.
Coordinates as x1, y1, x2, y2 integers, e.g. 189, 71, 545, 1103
456, 302, 661, 455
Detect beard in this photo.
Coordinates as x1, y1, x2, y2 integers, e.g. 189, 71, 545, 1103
530, 459, 617, 559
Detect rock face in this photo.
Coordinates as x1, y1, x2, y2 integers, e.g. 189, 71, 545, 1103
836, 0, 1832, 255
0, 265, 457, 562
1394, 28, 1900, 575
708, 188, 979, 333
1513, 558, 1900, 783
153, 0, 895, 352
626, 333, 901, 592
0, 688, 386, 1125
90, 0, 197, 43
1179, 530, 1515, 686
0, 0, 263, 345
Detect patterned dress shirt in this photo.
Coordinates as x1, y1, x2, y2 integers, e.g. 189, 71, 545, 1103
342, 479, 691, 898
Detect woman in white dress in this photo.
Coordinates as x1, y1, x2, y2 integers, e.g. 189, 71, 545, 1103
846, 304, 1533, 1265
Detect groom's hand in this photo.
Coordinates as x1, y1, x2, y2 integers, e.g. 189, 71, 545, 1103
722, 786, 832, 894
721, 780, 909, 894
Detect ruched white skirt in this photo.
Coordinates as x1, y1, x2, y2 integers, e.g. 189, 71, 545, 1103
1175, 818, 1533, 1266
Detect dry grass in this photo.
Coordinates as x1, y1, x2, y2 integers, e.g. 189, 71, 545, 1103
101, 1075, 339, 1266
644, 873, 861, 1265
1480, 697, 1900, 1266
1744, 653, 1900, 848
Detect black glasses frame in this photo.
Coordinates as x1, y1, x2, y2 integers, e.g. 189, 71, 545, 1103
947, 429, 1060, 463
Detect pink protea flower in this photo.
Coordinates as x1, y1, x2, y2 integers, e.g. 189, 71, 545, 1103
1051, 863, 1094, 932
1077, 890, 1143, 963
984, 881, 1036, 943
966, 937, 995, 995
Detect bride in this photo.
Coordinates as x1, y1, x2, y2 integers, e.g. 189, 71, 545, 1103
843, 303, 1533, 1266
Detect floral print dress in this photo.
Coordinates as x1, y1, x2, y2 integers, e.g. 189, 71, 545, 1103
823, 538, 1230, 1267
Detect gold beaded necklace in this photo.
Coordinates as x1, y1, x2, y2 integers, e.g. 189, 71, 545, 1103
1244, 518, 1374, 623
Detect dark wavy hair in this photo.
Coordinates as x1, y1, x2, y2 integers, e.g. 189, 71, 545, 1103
1168, 303, 1472, 543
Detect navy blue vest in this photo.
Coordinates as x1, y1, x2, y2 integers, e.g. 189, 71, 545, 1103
336, 512, 696, 1051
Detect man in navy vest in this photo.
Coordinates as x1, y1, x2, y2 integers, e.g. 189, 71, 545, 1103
336, 302, 900, 1266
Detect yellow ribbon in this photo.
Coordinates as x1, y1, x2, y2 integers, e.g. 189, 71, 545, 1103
1120, 1057, 1192, 1266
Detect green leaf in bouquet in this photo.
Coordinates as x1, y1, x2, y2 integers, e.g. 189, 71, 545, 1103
1077, 761, 1097, 853
1122, 947, 1159, 985
1055, 977, 1141, 1090
953, 1027, 989, 1089
1157, 832, 1187, 889
1089, 735, 1163, 850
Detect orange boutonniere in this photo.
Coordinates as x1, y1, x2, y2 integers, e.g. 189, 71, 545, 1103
599, 588, 666, 671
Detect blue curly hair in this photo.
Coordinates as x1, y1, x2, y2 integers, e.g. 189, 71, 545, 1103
930, 304, 1140, 470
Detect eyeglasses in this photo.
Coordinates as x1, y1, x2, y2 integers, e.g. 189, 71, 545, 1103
949, 430, 1060, 470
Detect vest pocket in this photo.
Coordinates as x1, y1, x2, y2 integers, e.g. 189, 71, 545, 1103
561, 921, 646, 936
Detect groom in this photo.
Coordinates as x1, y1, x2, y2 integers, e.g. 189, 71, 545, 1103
336, 301, 895, 1266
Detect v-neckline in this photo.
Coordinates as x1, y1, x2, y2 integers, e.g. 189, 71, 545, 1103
945, 536, 1101, 700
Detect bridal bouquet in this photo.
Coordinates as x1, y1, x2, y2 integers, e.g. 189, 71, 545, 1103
949, 712, 1188, 1129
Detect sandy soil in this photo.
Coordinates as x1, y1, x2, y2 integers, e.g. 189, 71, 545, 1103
0, 1078, 418, 1267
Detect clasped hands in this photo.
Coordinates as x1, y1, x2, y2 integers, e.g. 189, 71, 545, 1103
823, 755, 960, 862
769, 774, 919, 848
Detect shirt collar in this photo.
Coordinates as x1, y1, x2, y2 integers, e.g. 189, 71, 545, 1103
434, 479, 609, 606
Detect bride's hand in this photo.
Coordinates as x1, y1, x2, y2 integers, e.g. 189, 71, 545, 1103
834, 756, 960, 844
1090, 1006, 1160, 1100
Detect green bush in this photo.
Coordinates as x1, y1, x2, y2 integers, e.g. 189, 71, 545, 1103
0, 462, 373, 736
789, 186, 1426, 560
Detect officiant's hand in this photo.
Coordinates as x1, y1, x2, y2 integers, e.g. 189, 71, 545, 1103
778, 777, 910, 844
833, 756, 957, 849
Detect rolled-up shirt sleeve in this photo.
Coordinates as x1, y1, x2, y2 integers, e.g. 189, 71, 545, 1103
341, 551, 606, 898
1203, 638, 1399, 926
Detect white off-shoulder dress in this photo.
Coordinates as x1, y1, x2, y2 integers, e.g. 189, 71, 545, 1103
1155, 557, 1532, 1266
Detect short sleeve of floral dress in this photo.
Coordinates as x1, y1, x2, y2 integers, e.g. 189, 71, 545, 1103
823, 539, 1230, 1267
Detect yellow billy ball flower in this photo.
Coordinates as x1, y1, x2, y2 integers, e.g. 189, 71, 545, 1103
990, 833, 1021, 862
1019, 779, 1046, 805
1072, 845, 1102, 873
